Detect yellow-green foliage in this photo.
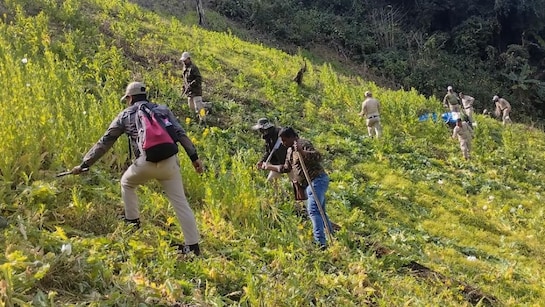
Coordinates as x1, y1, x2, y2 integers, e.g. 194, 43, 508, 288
1, 0, 545, 305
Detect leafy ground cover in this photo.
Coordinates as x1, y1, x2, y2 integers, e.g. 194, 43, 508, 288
1, 0, 544, 306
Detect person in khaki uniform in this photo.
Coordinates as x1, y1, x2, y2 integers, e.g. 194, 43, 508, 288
493, 95, 512, 125
358, 91, 382, 138
443, 86, 461, 112
71, 82, 204, 256
180, 51, 204, 121
452, 118, 473, 160
459, 92, 475, 124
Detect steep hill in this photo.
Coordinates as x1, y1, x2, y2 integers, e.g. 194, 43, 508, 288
1, 0, 545, 305
205, 0, 545, 122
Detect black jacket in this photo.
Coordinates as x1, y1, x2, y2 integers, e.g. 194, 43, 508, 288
182, 62, 203, 97
260, 127, 288, 165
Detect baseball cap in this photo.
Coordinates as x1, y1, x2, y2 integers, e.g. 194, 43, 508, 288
447, 86, 453, 91
120, 82, 147, 102
252, 118, 274, 130
180, 51, 191, 61
492, 95, 499, 101
364, 91, 372, 97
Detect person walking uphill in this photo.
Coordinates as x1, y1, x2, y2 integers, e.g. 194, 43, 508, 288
493, 95, 512, 125
71, 82, 204, 256
452, 118, 473, 160
180, 51, 204, 122
262, 127, 334, 249
358, 91, 382, 138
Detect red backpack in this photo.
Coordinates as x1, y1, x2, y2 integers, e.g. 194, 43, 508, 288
136, 103, 178, 162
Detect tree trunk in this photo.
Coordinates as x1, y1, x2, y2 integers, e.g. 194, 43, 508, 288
196, 0, 205, 26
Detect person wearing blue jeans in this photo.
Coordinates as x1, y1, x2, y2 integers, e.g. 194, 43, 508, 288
306, 172, 333, 246
262, 127, 334, 248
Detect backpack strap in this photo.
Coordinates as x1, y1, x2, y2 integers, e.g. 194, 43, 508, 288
138, 103, 155, 122
127, 135, 132, 161
140, 102, 169, 127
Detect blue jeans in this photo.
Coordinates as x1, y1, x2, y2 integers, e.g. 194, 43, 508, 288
305, 173, 332, 246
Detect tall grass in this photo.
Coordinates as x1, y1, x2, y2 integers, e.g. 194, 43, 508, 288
1, 0, 545, 305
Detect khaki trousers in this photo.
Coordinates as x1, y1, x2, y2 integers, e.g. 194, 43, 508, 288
502, 108, 512, 125
121, 155, 200, 245
366, 116, 382, 138
463, 106, 474, 123
459, 139, 471, 160
188, 96, 204, 114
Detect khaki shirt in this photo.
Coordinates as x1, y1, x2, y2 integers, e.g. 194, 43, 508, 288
496, 98, 511, 111
361, 98, 380, 118
452, 122, 473, 142
460, 95, 475, 109
443, 93, 460, 105
280, 139, 324, 187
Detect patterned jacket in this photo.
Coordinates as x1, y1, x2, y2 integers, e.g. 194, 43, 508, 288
82, 100, 198, 167
279, 139, 325, 187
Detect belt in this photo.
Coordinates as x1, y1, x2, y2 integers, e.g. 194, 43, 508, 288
368, 115, 379, 119
464, 106, 472, 109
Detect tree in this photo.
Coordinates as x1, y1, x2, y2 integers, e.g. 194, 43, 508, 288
196, 0, 205, 26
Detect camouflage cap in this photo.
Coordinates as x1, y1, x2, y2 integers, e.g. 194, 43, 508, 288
252, 118, 274, 130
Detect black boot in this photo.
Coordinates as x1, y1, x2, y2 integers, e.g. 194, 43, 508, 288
174, 243, 201, 256
124, 218, 141, 228
118, 214, 141, 229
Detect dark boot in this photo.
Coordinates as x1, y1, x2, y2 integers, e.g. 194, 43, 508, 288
173, 243, 201, 256
118, 214, 141, 229
124, 218, 141, 229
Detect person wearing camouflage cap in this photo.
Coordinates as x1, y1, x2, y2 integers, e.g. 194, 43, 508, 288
252, 118, 293, 182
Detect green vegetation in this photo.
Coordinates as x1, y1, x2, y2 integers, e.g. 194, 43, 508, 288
209, 0, 545, 122
1, 0, 545, 305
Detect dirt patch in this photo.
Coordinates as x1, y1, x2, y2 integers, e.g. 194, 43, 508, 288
356, 233, 500, 306
402, 261, 499, 306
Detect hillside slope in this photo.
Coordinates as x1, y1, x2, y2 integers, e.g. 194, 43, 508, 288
1, 0, 545, 305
